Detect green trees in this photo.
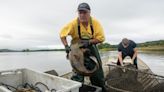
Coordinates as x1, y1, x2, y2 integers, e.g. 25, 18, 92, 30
97, 40, 164, 51
138, 40, 164, 47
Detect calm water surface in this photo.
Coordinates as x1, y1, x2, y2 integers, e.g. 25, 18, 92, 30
0, 51, 163, 76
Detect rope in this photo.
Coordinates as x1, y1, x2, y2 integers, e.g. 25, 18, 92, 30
0, 82, 57, 92
0, 82, 17, 90
35, 82, 49, 91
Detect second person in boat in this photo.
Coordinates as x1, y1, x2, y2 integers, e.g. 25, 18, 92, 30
117, 38, 138, 69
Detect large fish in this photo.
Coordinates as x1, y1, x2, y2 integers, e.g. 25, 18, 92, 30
68, 43, 99, 76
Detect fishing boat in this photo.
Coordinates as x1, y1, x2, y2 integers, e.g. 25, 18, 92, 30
0, 68, 82, 92
58, 56, 164, 92
105, 57, 164, 92
0, 57, 164, 92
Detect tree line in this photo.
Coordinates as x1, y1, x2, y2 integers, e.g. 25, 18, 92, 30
97, 40, 164, 49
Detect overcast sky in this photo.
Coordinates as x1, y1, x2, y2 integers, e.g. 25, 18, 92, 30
0, 0, 164, 50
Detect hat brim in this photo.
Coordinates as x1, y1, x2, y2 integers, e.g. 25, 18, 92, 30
78, 8, 89, 11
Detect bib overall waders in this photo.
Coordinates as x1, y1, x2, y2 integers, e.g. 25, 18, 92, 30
71, 18, 106, 92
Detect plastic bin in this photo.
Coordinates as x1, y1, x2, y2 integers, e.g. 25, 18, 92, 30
0, 68, 82, 92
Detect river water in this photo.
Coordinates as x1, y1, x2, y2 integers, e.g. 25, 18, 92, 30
0, 51, 163, 76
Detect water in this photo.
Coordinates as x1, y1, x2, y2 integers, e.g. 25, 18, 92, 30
138, 51, 164, 76
0, 51, 72, 75
0, 51, 163, 76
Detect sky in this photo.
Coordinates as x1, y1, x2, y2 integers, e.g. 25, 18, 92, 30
0, 0, 164, 50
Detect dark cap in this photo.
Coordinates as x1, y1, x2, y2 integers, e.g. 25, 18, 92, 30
78, 3, 90, 11
122, 38, 130, 47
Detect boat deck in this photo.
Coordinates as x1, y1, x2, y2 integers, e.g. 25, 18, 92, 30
60, 56, 151, 84
45, 56, 164, 92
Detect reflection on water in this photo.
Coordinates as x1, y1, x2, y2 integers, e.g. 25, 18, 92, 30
138, 51, 164, 76
0, 51, 163, 76
0, 52, 72, 75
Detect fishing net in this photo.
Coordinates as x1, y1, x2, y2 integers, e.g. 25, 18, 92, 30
105, 64, 164, 92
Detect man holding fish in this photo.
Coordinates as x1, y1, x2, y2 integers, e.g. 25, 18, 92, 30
60, 2, 106, 92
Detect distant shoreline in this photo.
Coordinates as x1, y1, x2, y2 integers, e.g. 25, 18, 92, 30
98, 40, 164, 52
99, 45, 164, 52
0, 49, 65, 52
0, 46, 163, 53
0, 40, 163, 52
138, 46, 164, 51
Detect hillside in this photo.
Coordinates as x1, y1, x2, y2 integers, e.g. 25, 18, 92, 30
98, 40, 164, 51
138, 40, 164, 47
0, 40, 163, 52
